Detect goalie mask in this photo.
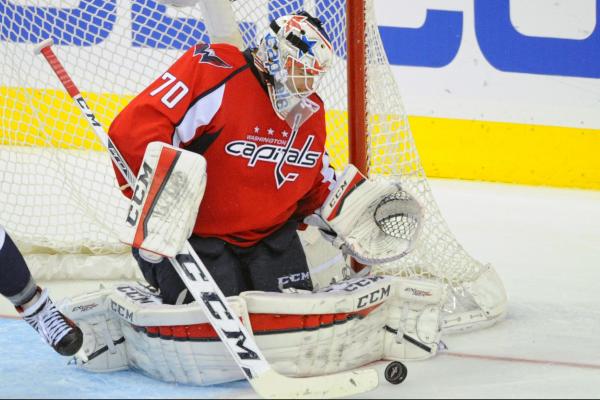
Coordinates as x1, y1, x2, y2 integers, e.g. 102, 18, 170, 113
256, 11, 333, 121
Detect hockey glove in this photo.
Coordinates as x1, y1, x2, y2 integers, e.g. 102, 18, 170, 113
304, 164, 423, 265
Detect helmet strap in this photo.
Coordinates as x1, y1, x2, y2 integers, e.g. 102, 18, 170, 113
269, 19, 311, 55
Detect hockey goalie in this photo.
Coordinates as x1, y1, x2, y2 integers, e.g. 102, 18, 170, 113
60, 9, 449, 389
62, 140, 445, 385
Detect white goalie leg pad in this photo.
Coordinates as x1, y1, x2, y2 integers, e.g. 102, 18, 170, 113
241, 275, 395, 376
65, 278, 396, 383
64, 277, 447, 385
305, 164, 424, 265
384, 278, 446, 361
120, 142, 206, 260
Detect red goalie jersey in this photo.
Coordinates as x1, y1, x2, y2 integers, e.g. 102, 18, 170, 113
109, 43, 334, 247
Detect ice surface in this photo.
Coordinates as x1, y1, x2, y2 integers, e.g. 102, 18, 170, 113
1, 179, 599, 398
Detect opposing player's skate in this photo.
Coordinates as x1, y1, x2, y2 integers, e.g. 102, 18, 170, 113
17, 287, 83, 357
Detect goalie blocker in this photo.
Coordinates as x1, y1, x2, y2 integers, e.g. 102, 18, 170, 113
63, 275, 445, 385
120, 141, 206, 262
306, 164, 423, 265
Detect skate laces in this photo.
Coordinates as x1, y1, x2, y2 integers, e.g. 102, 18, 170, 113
20, 288, 73, 347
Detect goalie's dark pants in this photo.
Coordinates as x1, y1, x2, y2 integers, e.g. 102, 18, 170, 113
133, 221, 313, 305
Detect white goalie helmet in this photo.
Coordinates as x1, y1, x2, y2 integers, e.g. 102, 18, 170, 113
256, 11, 334, 119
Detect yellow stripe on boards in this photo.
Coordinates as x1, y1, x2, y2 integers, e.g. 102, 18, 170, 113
410, 116, 600, 190
0, 87, 131, 151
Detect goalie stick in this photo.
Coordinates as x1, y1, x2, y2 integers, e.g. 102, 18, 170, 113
34, 39, 378, 399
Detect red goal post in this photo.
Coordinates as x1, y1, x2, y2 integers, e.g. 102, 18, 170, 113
347, 0, 368, 176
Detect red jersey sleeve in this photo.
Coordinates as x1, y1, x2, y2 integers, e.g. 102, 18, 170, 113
108, 43, 244, 197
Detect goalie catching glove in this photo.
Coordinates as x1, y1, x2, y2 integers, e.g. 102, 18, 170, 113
305, 164, 423, 265
120, 142, 206, 262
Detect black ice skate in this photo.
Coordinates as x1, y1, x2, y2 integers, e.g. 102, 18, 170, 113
16, 287, 83, 356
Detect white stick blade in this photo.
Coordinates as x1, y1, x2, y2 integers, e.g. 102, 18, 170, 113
252, 368, 379, 399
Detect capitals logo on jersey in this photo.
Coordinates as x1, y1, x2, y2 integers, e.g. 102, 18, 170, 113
225, 127, 322, 189
193, 43, 232, 69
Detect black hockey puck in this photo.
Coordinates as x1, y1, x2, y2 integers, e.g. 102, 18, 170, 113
384, 361, 407, 385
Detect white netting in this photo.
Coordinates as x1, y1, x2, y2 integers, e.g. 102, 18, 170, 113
0, 0, 504, 313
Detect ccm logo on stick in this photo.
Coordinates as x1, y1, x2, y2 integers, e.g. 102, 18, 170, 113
125, 161, 153, 226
